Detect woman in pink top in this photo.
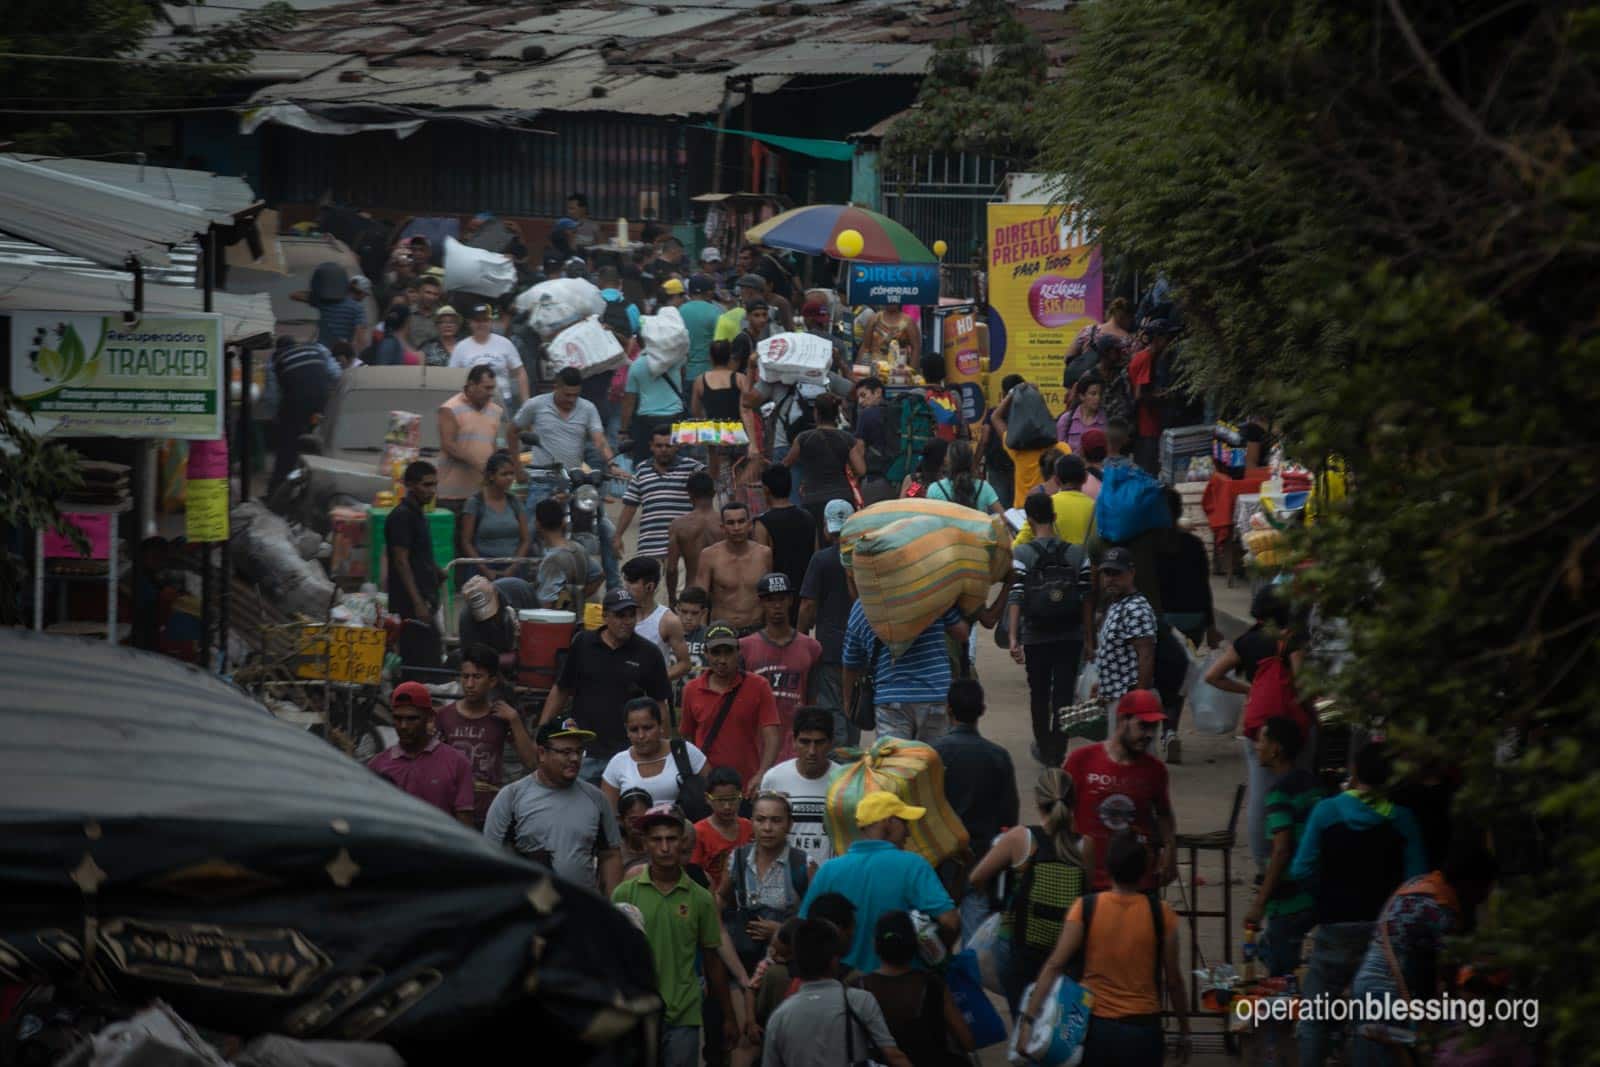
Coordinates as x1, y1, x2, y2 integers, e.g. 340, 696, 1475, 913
1057, 375, 1109, 453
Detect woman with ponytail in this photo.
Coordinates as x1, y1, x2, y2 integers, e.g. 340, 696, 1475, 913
968, 767, 1093, 1012
927, 439, 1003, 515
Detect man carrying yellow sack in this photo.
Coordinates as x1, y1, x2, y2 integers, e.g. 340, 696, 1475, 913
798, 793, 960, 973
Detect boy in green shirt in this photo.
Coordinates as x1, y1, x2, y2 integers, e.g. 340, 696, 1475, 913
1245, 717, 1322, 976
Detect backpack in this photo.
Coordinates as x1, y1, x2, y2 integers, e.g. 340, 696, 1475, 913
1004, 383, 1058, 450
882, 391, 939, 485
1094, 464, 1172, 543
1022, 541, 1086, 626
1011, 828, 1088, 955
1241, 642, 1311, 740
923, 386, 962, 442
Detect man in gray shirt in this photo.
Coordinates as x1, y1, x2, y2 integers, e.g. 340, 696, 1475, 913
484, 717, 622, 894
763, 918, 910, 1067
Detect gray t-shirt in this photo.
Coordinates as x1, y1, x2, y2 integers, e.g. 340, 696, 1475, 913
763, 979, 897, 1067
514, 393, 602, 468
482, 773, 620, 889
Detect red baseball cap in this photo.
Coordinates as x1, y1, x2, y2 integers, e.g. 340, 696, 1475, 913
391, 681, 434, 710
1117, 689, 1166, 723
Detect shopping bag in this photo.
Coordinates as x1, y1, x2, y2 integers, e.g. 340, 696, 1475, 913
1094, 464, 1172, 543
946, 950, 1007, 1049
1188, 651, 1245, 735
1008, 975, 1093, 1066
965, 912, 1006, 996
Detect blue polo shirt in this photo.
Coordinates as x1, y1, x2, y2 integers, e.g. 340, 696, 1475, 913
799, 839, 954, 972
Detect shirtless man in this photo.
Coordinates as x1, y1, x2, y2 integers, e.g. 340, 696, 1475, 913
665, 470, 720, 608
622, 556, 694, 685
694, 501, 772, 632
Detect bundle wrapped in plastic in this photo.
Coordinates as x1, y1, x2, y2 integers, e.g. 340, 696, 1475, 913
839, 498, 1011, 656
385, 409, 421, 447
548, 316, 626, 379
1007, 976, 1094, 1066
756, 331, 833, 385
641, 305, 690, 377
444, 235, 516, 297
228, 502, 334, 620
515, 277, 607, 338
824, 737, 970, 867
671, 420, 748, 447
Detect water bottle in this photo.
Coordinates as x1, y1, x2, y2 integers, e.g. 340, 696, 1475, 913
1242, 928, 1262, 982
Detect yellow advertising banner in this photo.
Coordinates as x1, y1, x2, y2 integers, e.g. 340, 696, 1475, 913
936, 303, 985, 424
984, 204, 1103, 412
185, 477, 230, 543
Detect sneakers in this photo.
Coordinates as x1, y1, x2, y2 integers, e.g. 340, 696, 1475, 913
1161, 730, 1183, 765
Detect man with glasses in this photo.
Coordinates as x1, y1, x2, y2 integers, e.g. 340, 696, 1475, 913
485, 717, 623, 895
540, 588, 672, 785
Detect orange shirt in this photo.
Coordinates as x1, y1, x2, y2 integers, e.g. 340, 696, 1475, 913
693, 816, 753, 893
1068, 892, 1178, 1017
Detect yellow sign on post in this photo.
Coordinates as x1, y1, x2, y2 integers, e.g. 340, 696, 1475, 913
294, 625, 386, 686
185, 477, 230, 542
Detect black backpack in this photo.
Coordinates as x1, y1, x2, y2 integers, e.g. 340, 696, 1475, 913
1022, 541, 1086, 625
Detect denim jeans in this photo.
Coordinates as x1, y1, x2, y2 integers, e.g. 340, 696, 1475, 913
1299, 921, 1377, 1067
812, 664, 859, 748
1242, 737, 1272, 865
1263, 908, 1316, 977
1083, 1013, 1164, 1067
659, 1024, 700, 1067
874, 701, 949, 742
958, 887, 992, 944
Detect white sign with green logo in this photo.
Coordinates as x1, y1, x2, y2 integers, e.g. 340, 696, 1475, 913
10, 312, 223, 439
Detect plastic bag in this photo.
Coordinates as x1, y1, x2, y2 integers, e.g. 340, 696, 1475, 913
1075, 660, 1098, 705
515, 277, 607, 338
824, 736, 970, 867
966, 912, 1006, 995
547, 316, 626, 379
1008, 976, 1093, 1066
1187, 650, 1244, 735
947, 949, 1008, 1049
640, 305, 690, 377
443, 236, 516, 297
1094, 464, 1173, 543
755, 331, 833, 385
1004, 382, 1057, 449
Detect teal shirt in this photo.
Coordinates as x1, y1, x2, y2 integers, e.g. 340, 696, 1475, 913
626, 353, 686, 418
799, 839, 954, 973
679, 299, 722, 383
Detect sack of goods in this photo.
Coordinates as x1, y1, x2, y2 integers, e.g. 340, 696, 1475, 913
1093, 464, 1173, 543
1004, 382, 1058, 450
824, 737, 970, 867
755, 331, 834, 385
515, 277, 607, 338
839, 498, 1012, 657
1008, 976, 1094, 1066
640, 305, 690, 377
547, 316, 626, 379
443, 236, 517, 298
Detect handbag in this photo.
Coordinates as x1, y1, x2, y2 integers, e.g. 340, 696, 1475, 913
841, 982, 888, 1067
671, 738, 711, 822
849, 637, 883, 731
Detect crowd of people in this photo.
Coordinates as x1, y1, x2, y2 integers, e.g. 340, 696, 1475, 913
287, 201, 1500, 1066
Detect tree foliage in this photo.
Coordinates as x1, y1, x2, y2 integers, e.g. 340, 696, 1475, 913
1037, 0, 1598, 1055
881, 0, 1049, 171
0, 0, 296, 156
0, 391, 86, 626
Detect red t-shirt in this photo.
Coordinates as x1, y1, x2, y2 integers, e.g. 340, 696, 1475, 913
693, 816, 754, 892
740, 631, 823, 761
1127, 348, 1162, 439
433, 701, 510, 827
1064, 742, 1172, 890
680, 670, 780, 786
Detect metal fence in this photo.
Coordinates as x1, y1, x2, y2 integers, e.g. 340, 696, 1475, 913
881, 152, 1010, 300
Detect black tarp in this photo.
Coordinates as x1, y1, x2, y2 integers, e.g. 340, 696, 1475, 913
0, 630, 660, 1062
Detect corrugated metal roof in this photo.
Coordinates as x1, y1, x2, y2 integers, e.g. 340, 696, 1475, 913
728, 41, 931, 76
7, 156, 257, 222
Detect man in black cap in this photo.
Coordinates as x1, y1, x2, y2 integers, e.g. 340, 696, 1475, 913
449, 302, 528, 411
484, 715, 622, 893
740, 573, 822, 760
680, 274, 722, 384
539, 587, 672, 785
1086, 546, 1158, 742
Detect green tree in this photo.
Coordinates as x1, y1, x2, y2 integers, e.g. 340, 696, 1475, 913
0, 0, 295, 157
1035, 0, 1598, 1056
0, 390, 86, 626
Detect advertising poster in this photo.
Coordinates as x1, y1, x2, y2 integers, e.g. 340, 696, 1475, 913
9, 312, 224, 439
983, 205, 1102, 411
935, 303, 986, 424
846, 263, 941, 306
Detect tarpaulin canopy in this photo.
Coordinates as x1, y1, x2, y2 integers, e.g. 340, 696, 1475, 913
695, 124, 855, 162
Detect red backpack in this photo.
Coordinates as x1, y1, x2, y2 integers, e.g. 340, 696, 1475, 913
1242, 643, 1311, 740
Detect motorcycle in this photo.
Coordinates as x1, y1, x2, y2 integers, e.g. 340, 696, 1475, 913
519, 431, 611, 561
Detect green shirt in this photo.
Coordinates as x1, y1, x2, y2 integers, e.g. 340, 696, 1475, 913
613, 868, 722, 1025
1263, 768, 1321, 917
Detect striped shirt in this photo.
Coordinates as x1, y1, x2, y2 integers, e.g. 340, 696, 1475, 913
623, 455, 704, 558
315, 297, 366, 347
841, 601, 962, 704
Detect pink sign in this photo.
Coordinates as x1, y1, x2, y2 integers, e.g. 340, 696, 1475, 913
43, 513, 112, 560
187, 438, 230, 480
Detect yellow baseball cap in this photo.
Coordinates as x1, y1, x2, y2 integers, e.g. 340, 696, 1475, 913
660, 278, 685, 295
855, 792, 926, 827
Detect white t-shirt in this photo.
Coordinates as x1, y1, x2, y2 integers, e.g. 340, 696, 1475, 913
450, 333, 524, 403
602, 742, 707, 807
761, 759, 838, 868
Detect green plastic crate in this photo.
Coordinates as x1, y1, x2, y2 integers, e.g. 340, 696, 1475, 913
368, 506, 458, 619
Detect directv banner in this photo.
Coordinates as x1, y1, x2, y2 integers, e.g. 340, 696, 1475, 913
846, 263, 941, 306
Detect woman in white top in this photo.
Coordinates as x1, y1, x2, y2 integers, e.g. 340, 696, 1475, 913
601, 697, 706, 807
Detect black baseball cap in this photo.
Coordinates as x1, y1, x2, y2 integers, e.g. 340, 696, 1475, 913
537, 716, 597, 745
688, 274, 716, 295
467, 303, 494, 319
1100, 546, 1135, 573
603, 588, 639, 613
704, 622, 740, 651
736, 273, 766, 291
756, 572, 791, 597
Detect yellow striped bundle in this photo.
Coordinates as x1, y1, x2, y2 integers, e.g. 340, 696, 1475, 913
825, 737, 971, 866
839, 498, 1012, 656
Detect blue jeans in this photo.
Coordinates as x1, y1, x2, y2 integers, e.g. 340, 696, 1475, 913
1299, 921, 1376, 1067
1264, 908, 1316, 977
958, 887, 992, 944
525, 479, 621, 591
1083, 1014, 1164, 1067
812, 664, 859, 748
660, 1024, 700, 1067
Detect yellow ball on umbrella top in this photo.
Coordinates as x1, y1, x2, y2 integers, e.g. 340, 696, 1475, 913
835, 228, 865, 259
933, 239, 948, 258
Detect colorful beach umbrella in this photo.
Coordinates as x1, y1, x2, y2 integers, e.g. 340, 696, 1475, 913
745, 205, 936, 263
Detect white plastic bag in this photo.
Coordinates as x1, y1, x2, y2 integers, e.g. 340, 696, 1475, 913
640, 305, 690, 377
515, 277, 607, 338
1007, 977, 1091, 1067
756, 331, 833, 384
1190, 652, 1245, 736
966, 912, 1005, 996
443, 236, 515, 297
547, 316, 625, 379
1074, 661, 1098, 705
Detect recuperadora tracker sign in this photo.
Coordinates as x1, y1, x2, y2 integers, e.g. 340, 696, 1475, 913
9, 312, 224, 439
846, 263, 941, 306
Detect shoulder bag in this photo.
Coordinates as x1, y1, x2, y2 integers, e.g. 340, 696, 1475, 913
671, 738, 712, 822
849, 637, 883, 731
842, 982, 889, 1067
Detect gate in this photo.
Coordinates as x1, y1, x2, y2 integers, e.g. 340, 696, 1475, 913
881, 153, 1009, 301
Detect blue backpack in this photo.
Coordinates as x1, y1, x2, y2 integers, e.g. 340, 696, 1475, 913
1095, 464, 1172, 543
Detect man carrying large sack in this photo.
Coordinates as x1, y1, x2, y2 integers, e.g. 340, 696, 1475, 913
840, 601, 970, 743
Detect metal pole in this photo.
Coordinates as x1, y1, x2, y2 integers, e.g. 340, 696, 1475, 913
220, 344, 233, 673
239, 347, 253, 504
199, 229, 215, 671
710, 78, 733, 195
